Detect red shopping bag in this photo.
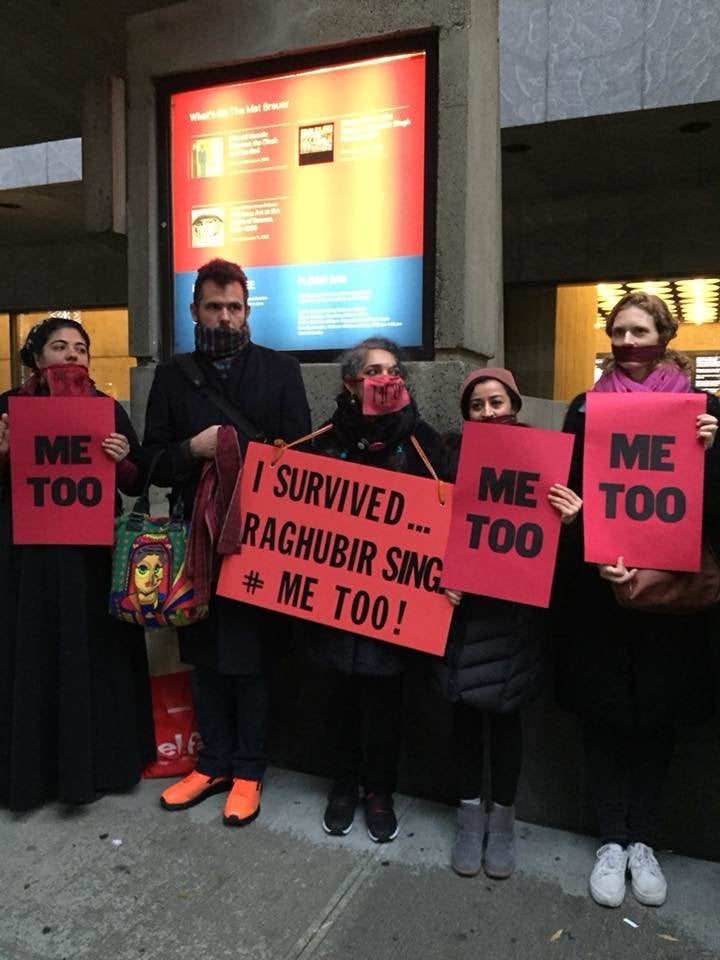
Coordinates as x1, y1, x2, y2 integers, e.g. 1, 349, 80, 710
143, 672, 202, 778
142, 629, 202, 778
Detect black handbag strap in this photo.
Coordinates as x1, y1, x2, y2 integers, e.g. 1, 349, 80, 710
125, 449, 183, 531
173, 353, 266, 443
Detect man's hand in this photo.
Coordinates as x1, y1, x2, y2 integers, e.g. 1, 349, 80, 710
190, 425, 221, 460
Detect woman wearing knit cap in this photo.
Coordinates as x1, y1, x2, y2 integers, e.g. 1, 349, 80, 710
434, 368, 581, 879
556, 292, 720, 909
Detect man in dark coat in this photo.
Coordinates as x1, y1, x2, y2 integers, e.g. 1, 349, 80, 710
142, 258, 311, 826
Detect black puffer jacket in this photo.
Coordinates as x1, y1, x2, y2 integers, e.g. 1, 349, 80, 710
307, 394, 448, 677
432, 431, 545, 713
554, 390, 720, 728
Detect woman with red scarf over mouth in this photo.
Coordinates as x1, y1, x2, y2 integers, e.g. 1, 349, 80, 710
434, 368, 581, 881
305, 336, 448, 845
555, 292, 720, 909
0, 316, 154, 812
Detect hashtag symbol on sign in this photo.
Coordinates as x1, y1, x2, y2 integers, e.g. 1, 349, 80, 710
242, 570, 265, 595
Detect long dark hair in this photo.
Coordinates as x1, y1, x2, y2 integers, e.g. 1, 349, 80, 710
20, 316, 91, 370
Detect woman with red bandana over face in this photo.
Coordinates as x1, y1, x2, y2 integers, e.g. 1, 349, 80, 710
0, 316, 154, 811
305, 337, 448, 844
555, 292, 720, 909
433, 368, 581, 881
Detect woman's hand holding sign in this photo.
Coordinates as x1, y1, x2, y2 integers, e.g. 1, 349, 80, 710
445, 588, 463, 608
101, 432, 131, 463
547, 483, 582, 525
697, 413, 718, 450
598, 555, 637, 585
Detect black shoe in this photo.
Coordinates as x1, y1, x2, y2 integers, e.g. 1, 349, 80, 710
364, 793, 398, 843
322, 789, 358, 836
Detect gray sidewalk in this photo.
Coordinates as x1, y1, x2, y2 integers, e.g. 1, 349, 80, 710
2, 767, 719, 960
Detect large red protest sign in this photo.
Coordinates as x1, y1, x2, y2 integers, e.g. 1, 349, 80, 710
441, 423, 574, 608
583, 392, 706, 570
9, 396, 116, 545
217, 443, 454, 655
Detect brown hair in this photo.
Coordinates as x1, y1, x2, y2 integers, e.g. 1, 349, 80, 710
605, 291, 678, 343
603, 291, 691, 375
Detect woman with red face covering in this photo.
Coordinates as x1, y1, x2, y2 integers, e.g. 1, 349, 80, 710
435, 368, 581, 880
0, 317, 154, 811
556, 292, 720, 909
307, 337, 448, 844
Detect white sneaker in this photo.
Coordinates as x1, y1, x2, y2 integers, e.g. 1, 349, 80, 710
627, 842, 667, 906
589, 843, 628, 907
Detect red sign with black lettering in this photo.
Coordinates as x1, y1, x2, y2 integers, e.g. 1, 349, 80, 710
217, 443, 454, 655
583, 392, 705, 570
441, 423, 574, 608
9, 397, 115, 545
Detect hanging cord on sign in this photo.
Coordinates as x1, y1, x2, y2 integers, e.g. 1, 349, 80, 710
270, 424, 334, 465
270, 426, 446, 505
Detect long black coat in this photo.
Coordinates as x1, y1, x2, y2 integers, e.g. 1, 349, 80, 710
432, 431, 545, 713
142, 344, 311, 674
307, 416, 448, 677
554, 391, 720, 729
0, 390, 154, 810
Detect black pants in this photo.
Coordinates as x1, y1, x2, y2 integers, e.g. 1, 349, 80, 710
321, 669, 404, 796
191, 666, 269, 780
454, 702, 523, 806
583, 721, 676, 847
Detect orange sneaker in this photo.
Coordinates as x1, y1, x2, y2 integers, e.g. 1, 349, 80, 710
160, 771, 232, 811
223, 778, 262, 826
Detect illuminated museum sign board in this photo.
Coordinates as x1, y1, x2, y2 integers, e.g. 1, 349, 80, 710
160, 39, 437, 358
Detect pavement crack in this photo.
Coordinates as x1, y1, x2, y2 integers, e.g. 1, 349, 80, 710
284, 800, 418, 960
284, 856, 376, 960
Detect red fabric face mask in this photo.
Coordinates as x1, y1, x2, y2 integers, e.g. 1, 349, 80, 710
44, 364, 94, 396
479, 414, 518, 425
612, 344, 665, 364
359, 375, 411, 416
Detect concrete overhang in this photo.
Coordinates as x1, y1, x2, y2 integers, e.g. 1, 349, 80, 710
0, 138, 82, 191
0, 182, 86, 245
